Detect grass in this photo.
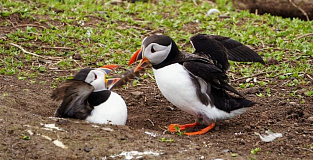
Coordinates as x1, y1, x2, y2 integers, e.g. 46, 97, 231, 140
159, 137, 174, 142
0, 0, 312, 101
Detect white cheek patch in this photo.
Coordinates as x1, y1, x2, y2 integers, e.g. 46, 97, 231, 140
88, 70, 107, 91
144, 43, 172, 65
85, 72, 95, 84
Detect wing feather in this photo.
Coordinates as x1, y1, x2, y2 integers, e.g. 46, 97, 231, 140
183, 61, 242, 97
183, 61, 256, 112
52, 80, 94, 120
190, 34, 265, 71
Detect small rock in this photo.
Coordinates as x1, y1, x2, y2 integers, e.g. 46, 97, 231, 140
289, 102, 298, 106
84, 147, 92, 152
56, 119, 68, 125
27, 130, 34, 136
101, 127, 114, 132
267, 58, 279, 65
165, 106, 174, 111
214, 126, 220, 131
8, 130, 14, 134
222, 149, 230, 153
244, 125, 252, 132
72, 53, 82, 60
224, 120, 230, 124
131, 91, 143, 96
239, 140, 245, 145
136, 157, 144, 160
111, 0, 122, 5
206, 8, 220, 16
307, 116, 313, 123
243, 87, 260, 94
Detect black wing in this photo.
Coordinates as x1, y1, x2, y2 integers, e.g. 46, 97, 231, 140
190, 34, 230, 72
190, 34, 265, 70
51, 80, 94, 120
183, 61, 242, 97
183, 61, 255, 112
209, 35, 265, 64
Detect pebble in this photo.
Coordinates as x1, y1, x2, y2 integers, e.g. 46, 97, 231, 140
244, 125, 252, 132
244, 87, 260, 94
206, 9, 220, 16
289, 102, 299, 106
111, 0, 122, 4
166, 106, 174, 111
307, 116, 313, 123
72, 53, 82, 60
214, 126, 220, 131
84, 147, 90, 152
131, 91, 144, 96
222, 149, 230, 153
267, 58, 279, 65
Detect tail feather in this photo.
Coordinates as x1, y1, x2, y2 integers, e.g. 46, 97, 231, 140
210, 86, 255, 113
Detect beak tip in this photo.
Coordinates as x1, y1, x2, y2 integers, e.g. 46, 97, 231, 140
128, 48, 143, 66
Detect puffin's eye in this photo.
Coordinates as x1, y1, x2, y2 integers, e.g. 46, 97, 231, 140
151, 46, 156, 53
94, 73, 97, 80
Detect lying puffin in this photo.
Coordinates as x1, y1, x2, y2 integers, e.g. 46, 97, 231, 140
128, 34, 264, 135
51, 65, 127, 125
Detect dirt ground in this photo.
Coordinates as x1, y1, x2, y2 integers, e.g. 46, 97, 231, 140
1, 11, 313, 160
1, 67, 313, 159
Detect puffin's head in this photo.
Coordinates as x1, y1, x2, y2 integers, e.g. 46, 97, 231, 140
74, 65, 120, 91
128, 35, 177, 71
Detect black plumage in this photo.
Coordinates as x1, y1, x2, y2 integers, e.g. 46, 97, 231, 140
129, 34, 265, 135
52, 80, 95, 119
51, 69, 112, 120
149, 34, 262, 113
190, 34, 265, 73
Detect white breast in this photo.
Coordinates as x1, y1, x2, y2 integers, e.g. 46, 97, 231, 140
86, 92, 127, 125
153, 63, 246, 122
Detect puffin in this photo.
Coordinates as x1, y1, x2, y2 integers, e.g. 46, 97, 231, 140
51, 65, 127, 125
128, 34, 264, 135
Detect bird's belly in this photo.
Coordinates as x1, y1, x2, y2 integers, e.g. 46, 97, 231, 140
86, 92, 127, 125
153, 63, 207, 116
153, 63, 246, 121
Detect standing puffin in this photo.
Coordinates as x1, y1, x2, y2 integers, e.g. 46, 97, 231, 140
51, 65, 127, 125
128, 34, 264, 135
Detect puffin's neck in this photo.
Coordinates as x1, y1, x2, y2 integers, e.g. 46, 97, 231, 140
152, 41, 182, 69
88, 90, 111, 107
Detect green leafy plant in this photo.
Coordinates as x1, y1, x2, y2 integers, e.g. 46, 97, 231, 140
174, 125, 185, 136
159, 137, 174, 142
20, 134, 30, 140
251, 147, 261, 155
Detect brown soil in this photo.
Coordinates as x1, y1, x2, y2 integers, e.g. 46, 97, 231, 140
1, 9, 313, 160
1, 68, 313, 159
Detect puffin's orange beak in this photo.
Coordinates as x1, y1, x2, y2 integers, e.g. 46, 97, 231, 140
100, 64, 118, 75
105, 77, 121, 90
128, 48, 149, 72
98, 64, 120, 89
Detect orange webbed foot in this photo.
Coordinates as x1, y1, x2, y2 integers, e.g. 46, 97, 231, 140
184, 123, 215, 136
168, 122, 198, 132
